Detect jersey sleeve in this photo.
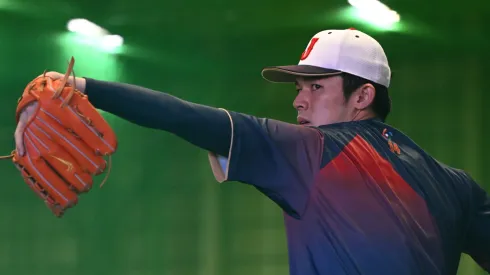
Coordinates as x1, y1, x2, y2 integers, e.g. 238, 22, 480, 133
462, 177, 490, 272
208, 109, 324, 219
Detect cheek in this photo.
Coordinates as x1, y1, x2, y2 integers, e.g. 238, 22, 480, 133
312, 93, 345, 119
314, 93, 342, 110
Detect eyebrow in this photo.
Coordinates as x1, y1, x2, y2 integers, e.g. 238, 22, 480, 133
295, 77, 324, 86
306, 74, 331, 81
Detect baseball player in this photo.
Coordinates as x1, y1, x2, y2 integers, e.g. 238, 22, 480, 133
14, 29, 490, 274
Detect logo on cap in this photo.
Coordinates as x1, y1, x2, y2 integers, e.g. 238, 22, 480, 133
300, 38, 319, 60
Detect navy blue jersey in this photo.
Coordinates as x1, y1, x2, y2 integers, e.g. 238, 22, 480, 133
208, 110, 490, 275
82, 78, 490, 275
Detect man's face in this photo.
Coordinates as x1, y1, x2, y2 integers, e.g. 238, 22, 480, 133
293, 76, 354, 127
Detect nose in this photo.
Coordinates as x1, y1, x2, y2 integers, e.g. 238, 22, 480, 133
293, 90, 309, 111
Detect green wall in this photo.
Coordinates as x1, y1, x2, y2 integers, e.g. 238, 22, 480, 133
0, 5, 488, 274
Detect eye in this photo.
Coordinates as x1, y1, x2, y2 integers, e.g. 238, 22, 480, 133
311, 84, 322, 91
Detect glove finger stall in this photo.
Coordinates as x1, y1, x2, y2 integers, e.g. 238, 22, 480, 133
34, 110, 107, 175
25, 125, 93, 193
14, 135, 78, 213
40, 86, 117, 157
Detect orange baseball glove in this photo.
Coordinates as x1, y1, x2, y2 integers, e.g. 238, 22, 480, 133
1, 57, 117, 217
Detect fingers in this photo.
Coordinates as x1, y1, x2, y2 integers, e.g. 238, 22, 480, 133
42, 72, 86, 93
44, 71, 63, 79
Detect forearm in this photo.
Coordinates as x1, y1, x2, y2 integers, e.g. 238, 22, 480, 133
83, 78, 231, 156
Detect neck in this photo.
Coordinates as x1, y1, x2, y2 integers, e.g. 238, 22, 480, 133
351, 110, 376, 122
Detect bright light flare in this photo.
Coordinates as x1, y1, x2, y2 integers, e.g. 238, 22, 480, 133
66, 18, 124, 52
347, 0, 400, 27
101, 35, 124, 49
67, 18, 108, 37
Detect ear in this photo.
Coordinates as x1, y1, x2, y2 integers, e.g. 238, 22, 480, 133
352, 83, 375, 110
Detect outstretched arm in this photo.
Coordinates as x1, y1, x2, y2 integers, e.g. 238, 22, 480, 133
84, 78, 232, 157
83, 77, 325, 218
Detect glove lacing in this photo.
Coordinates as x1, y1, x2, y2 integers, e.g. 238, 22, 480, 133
0, 57, 113, 189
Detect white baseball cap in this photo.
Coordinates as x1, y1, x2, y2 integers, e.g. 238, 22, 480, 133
261, 28, 391, 88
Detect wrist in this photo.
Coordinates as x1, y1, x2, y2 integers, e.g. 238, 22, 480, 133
76, 77, 87, 94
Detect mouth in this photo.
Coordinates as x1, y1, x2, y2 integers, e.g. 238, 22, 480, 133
297, 117, 311, 126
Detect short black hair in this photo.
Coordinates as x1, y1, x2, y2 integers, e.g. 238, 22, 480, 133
340, 73, 391, 122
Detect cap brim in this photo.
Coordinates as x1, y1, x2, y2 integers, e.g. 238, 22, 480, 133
261, 65, 342, 83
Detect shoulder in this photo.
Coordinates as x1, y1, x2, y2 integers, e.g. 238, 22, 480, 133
312, 118, 387, 146
307, 119, 383, 167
